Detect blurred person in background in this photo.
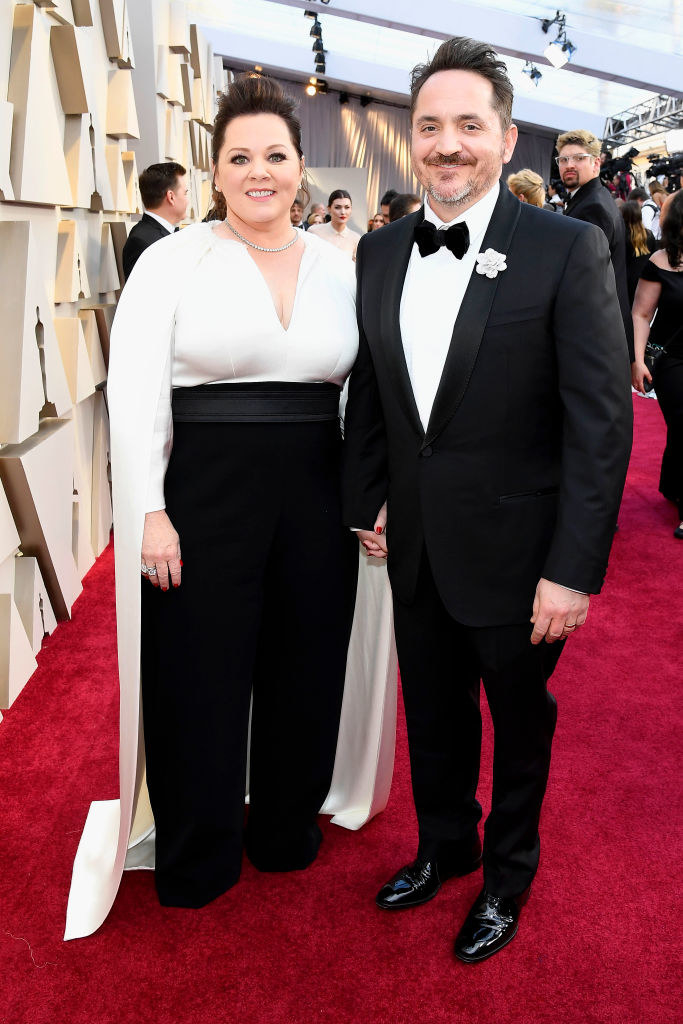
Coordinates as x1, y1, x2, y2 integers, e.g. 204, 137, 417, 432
506, 169, 554, 211
369, 211, 386, 231
547, 180, 564, 211
307, 189, 362, 259
629, 187, 660, 241
559, 128, 634, 361
631, 191, 683, 539
621, 200, 656, 304
122, 162, 188, 279
380, 189, 399, 224
290, 198, 306, 229
388, 193, 422, 222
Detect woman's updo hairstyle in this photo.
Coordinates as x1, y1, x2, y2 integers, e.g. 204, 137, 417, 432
328, 189, 352, 206
208, 74, 308, 220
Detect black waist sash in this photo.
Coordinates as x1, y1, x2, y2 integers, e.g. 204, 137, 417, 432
171, 382, 341, 423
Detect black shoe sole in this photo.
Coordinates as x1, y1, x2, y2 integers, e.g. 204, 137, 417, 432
454, 922, 519, 964
376, 856, 482, 911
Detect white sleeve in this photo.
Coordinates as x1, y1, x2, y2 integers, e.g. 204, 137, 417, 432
641, 203, 655, 231
145, 345, 173, 512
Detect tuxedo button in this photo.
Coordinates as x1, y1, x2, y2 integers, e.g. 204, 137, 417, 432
421, 446, 433, 458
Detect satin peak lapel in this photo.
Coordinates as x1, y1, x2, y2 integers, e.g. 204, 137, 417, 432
424, 185, 521, 448
378, 208, 424, 435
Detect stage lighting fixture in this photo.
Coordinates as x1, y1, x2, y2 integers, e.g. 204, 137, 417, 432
312, 38, 325, 53
339, 91, 349, 104
541, 10, 565, 34
305, 83, 317, 97
304, 9, 317, 18
315, 58, 326, 73
540, 9, 576, 67
522, 61, 542, 85
310, 19, 322, 38
319, 0, 331, 4
317, 80, 329, 94
360, 95, 372, 108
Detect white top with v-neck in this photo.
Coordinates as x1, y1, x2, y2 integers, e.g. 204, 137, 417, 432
146, 225, 357, 510
400, 184, 499, 431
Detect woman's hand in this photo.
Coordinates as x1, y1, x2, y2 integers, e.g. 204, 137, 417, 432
631, 360, 652, 395
141, 510, 182, 590
357, 502, 388, 559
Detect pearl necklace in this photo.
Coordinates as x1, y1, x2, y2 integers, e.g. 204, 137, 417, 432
224, 217, 299, 253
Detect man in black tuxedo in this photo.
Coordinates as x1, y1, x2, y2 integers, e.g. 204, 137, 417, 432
558, 131, 634, 361
343, 38, 632, 963
122, 162, 188, 280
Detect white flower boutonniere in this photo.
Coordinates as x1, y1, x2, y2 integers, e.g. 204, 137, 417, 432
475, 248, 507, 279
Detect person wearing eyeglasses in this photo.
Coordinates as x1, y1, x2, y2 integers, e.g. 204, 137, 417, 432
557, 130, 634, 362
122, 162, 189, 280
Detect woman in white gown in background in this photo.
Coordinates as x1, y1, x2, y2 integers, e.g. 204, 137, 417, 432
65, 74, 396, 939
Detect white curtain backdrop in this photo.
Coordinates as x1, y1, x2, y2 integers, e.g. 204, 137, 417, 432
280, 85, 420, 217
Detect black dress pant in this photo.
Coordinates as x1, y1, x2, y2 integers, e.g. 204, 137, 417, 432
654, 352, 683, 517
141, 414, 357, 907
392, 549, 561, 898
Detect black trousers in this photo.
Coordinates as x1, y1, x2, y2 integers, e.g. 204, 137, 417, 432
141, 415, 358, 907
392, 549, 562, 898
654, 352, 683, 517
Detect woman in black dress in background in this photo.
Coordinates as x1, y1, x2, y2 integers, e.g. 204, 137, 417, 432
632, 191, 683, 538
621, 200, 656, 305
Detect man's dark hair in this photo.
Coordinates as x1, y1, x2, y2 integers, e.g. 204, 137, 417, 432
628, 187, 649, 203
380, 189, 399, 208
389, 193, 422, 222
139, 162, 186, 209
410, 36, 513, 129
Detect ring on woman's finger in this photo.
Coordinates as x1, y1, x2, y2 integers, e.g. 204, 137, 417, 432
141, 563, 148, 574
147, 566, 158, 576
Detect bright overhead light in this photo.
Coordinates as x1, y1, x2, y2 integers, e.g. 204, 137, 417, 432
544, 40, 568, 68
305, 83, 317, 97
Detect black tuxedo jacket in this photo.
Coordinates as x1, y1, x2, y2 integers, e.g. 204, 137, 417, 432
343, 185, 633, 626
563, 177, 634, 360
122, 213, 171, 281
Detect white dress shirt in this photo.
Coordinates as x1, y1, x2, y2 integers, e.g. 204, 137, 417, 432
146, 226, 358, 511
400, 183, 499, 431
145, 210, 175, 234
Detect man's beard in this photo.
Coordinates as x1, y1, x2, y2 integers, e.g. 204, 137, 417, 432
421, 154, 501, 209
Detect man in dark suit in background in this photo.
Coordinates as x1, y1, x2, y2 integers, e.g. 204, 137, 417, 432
343, 37, 632, 963
558, 130, 634, 361
122, 162, 188, 280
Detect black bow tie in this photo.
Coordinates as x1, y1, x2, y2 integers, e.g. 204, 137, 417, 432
414, 219, 470, 259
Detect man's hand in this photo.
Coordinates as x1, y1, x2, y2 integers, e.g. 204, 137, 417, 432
357, 503, 388, 559
530, 578, 589, 645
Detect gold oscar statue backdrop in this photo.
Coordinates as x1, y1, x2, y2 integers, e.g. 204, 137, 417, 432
0, 0, 228, 714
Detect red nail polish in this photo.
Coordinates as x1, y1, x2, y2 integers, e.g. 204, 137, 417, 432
375, 526, 383, 534
173, 584, 179, 588
179, 560, 184, 566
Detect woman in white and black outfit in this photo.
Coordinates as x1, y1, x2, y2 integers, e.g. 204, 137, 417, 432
110, 75, 358, 909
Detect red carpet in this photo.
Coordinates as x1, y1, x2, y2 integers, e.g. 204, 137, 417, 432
1, 395, 680, 1024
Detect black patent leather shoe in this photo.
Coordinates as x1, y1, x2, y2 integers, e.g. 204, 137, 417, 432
376, 845, 482, 911
454, 887, 530, 963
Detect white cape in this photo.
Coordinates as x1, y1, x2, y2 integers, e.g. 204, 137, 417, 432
64, 225, 397, 941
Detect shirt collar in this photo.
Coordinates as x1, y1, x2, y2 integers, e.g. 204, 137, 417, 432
423, 181, 500, 238
145, 210, 175, 234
